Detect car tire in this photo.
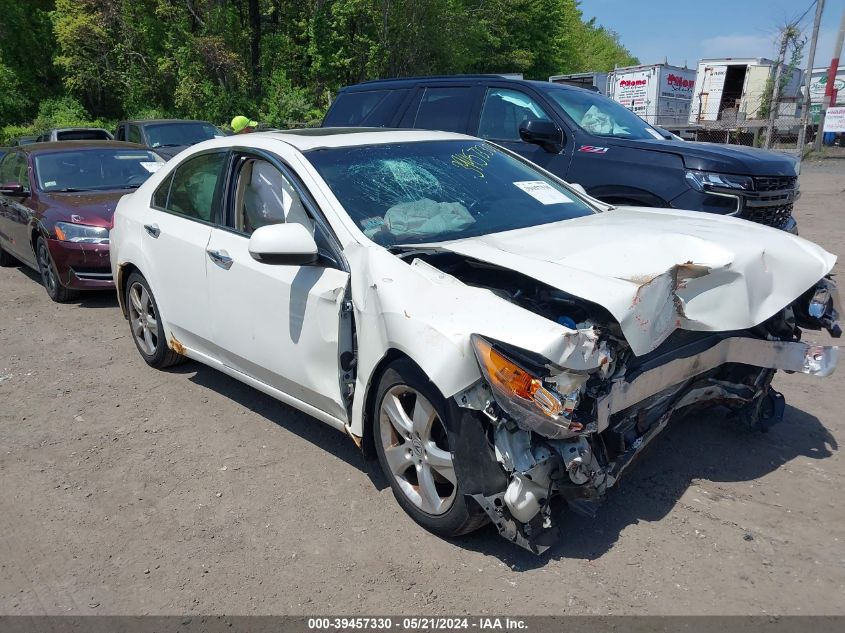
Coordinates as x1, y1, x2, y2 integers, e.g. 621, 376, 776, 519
0, 243, 19, 267
125, 271, 186, 369
373, 359, 487, 537
35, 236, 79, 303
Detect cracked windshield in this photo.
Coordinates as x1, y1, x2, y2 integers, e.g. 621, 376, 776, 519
306, 140, 594, 245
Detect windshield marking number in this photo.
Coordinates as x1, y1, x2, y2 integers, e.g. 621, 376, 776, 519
450, 144, 496, 178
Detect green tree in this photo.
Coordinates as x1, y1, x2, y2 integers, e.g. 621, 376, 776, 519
3, 0, 641, 130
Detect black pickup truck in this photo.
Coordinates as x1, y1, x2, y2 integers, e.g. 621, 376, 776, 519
323, 75, 800, 232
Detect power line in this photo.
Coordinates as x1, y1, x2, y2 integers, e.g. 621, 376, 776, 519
795, 0, 818, 26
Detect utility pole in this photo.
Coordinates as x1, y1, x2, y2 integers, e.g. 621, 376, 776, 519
815, 7, 845, 151
765, 29, 790, 149
798, 0, 825, 155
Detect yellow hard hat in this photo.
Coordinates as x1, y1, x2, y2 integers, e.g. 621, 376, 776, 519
231, 115, 258, 133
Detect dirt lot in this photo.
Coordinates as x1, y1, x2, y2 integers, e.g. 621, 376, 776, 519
1, 160, 844, 616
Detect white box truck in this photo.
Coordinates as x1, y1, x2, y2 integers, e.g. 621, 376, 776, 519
548, 72, 608, 93
688, 58, 803, 124
606, 63, 696, 128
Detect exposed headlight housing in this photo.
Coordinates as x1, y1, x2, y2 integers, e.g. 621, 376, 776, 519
684, 170, 753, 193
54, 222, 109, 244
471, 334, 584, 439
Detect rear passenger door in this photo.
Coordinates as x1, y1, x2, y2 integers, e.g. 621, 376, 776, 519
400, 85, 483, 134
143, 150, 228, 357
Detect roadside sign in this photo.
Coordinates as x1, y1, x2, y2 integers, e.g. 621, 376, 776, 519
823, 106, 845, 132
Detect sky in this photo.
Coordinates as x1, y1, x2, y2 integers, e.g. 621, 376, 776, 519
582, 0, 845, 71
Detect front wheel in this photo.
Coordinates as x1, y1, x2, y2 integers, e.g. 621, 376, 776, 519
125, 272, 185, 368
36, 236, 79, 303
373, 360, 487, 537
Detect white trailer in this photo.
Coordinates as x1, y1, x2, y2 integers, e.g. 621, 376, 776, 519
688, 58, 803, 125
606, 63, 696, 128
548, 72, 608, 93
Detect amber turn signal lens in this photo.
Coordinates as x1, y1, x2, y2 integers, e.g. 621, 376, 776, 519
473, 337, 563, 416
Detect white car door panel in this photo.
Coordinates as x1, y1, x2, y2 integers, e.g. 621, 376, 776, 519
205, 228, 350, 420
141, 209, 213, 355
140, 149, 228, 357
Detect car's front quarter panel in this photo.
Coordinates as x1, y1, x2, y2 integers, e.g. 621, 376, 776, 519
345, 244, 605, 438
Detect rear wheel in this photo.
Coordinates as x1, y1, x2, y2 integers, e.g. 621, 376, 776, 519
373, 360, 487, 537
36, 236, 79, 303
125, 272, 185, 368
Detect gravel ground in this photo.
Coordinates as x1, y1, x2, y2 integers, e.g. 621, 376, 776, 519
1, 159, 844, 616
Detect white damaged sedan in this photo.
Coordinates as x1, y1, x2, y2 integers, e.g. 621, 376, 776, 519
110, 129, 841, 553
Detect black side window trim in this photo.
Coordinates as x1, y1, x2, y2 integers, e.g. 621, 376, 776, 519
148, 149, 230, 227
220, 147, 348, 272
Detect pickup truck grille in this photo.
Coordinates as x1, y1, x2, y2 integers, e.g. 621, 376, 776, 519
753, 175, 797, 192
738, 176, 799, 228
741, 203, 793, 228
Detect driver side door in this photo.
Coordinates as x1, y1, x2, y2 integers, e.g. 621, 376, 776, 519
473, 86, 572, 175
205, 151, 351, 423
0, 151, 37, 266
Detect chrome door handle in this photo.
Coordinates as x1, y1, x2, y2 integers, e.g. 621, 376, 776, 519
207, 249, 233, 270
143, 223, 160, 238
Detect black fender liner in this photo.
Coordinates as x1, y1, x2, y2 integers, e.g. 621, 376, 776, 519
445, 402, 509, 497
587, 185, 668, 207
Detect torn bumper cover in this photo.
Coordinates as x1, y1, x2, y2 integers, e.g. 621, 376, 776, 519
459, 332, 838, 554
597, 337, 838, 430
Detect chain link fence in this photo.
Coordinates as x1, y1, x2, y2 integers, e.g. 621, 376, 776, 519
650, 103, 808, 157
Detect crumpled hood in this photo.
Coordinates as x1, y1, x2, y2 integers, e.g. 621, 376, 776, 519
431, 207, 836, 356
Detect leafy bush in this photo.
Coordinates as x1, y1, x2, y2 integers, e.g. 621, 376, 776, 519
260, 69, 326, 129
0, 97, 113, 145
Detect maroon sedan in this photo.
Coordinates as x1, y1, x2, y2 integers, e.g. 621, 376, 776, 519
0, 141, 164, 302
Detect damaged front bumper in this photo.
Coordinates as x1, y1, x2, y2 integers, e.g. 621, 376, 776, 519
458, 335, 838, 554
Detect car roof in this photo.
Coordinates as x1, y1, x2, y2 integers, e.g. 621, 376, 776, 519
13, 140, 151, 155
341, 74, 582, 93
207, 128, 474, 151
121, 119, 215, 126
47, 127, 111, 132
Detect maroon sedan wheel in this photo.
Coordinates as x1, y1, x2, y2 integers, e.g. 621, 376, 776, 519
35, 237, 79, 303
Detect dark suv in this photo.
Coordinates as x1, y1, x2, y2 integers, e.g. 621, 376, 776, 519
323, 75, 800, 232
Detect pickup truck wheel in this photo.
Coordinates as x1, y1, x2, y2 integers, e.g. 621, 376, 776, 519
373, 360, 488, 537
36, 236, 79, 303
125, 272, 185, 368
0, 243, 19, 267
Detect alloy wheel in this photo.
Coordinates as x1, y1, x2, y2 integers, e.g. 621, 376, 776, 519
128, 282, 159, 356
36, 240, 58, 296
379, 385, 457, 515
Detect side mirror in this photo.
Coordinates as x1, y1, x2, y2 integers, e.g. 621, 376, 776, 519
248, 222, 318, 265
0, 182, 28, 197
519, 119, 564, 153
